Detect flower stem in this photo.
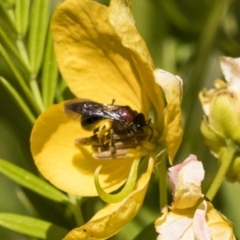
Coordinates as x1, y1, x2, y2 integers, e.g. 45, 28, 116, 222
0, 77, 36, 124
16, 36, 30, 69
29, 73, 45, 112
68, 194, 84, 226
206, 144, 235, 201
0, 44, 42, 114
158, 154, 167, 209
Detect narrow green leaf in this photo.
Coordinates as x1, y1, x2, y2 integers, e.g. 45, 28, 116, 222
0, 158, 69, 203
0, 77, 36, 124
29, 76, 45, 112
0, 0, 15, 6
0, 1, 17, 33
41, 28, 59, 108
14, 0, 31, 68
0, 27, 30, 73
56, 79, 68, 102
15, 0, 30, 37
28, 0, 50, 75
0, 213, 69, 240
0, 44, 42, 114
15, 37, 31, 69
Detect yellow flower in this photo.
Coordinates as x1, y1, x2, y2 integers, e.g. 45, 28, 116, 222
31, 0, 182, 196
200, 56, 240, 181
155, 155, 236, 240
30, 0, 182, 238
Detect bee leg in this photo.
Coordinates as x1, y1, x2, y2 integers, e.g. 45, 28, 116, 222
109, 129, 116, 158
127, 129, 137, 144
97, 121, 112, 144
93, 127, 99, 135
132, 132, 137, 144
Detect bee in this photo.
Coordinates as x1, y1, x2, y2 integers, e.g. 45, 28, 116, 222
64, 99, 152, 158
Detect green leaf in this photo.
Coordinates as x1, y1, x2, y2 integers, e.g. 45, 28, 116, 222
28, 0, 50, 75
14, 0, 31, 68
0, 77, 36, 124
0, 158, 69, 203
41, 27, 59, 108
0, 0, 15, 7
134, 222, 157, 240
0, 27, 30, 73
0, 44, 42, 115
0, 1, 17, 33
0, 213, 69, 240
15, 0, 30, 37
56, 79, 70, 102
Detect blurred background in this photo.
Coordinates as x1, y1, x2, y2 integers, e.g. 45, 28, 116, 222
0, 0, 240, 239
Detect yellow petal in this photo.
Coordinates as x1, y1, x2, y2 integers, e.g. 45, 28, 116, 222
207, 202, 236, 240
108, 0, 154, 69
154, 69, 183, 164
132, 53, 165, 129
63, 158, 154, 240
51, 0, 149, 114
109, 0, 166, 129
31, 103, 136, 196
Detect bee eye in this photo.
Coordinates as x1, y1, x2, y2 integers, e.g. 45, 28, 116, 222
133, 113, 146, 128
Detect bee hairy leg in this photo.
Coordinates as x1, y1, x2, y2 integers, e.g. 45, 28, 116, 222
75, 128, 152, 160
96, 120, 113, 144
91, 131, 147, 159
75, 134, 99, 145
109, 129, 117, 158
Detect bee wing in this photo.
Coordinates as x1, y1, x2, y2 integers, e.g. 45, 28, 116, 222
64, 98, 90, 121
64, 98, 119, 122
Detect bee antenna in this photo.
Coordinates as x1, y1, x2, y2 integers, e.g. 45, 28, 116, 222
111, 99, 115, 105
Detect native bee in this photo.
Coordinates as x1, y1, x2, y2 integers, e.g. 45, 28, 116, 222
64, 99, 152, 158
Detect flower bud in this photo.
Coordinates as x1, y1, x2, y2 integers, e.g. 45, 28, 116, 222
200, 56, 240, 182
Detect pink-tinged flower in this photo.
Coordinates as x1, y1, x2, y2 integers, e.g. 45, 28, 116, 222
200, 56, 240, 182
155, 155, 236, 240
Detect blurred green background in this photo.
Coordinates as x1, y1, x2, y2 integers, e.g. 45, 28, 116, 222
0, 0, 240, 239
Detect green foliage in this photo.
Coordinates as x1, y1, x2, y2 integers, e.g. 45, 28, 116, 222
0, 213, 68, 240
0, 158, 69, 203
0, 0, 240, 239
